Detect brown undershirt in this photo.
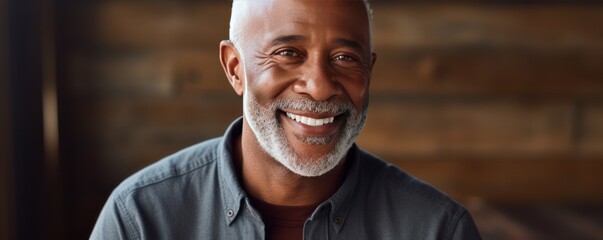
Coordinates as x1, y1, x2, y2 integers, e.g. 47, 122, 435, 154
249, 195, 319, 240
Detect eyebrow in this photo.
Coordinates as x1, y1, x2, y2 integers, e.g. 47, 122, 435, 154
269, 35, 307, 48
268, 35, 367, 54
334, 38, 367, 54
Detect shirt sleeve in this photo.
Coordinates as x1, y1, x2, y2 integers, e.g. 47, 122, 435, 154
450, 210, 482, 240
89, 194, 138, 240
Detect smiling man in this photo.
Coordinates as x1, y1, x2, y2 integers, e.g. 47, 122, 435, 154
91, 0, 481, 239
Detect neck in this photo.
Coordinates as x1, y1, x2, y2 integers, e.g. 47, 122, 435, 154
234, 121, 347, 206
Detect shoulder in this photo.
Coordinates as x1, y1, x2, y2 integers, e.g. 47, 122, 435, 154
358, 149, 462, 210
110, 137, 223, 202
355, 149, 471, 238
91, 137, 228, 239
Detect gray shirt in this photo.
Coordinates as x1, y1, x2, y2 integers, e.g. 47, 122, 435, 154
90, 118, 481, 240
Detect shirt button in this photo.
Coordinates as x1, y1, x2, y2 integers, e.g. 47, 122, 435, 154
334, 216, 343, 224
226, 209, 234, 218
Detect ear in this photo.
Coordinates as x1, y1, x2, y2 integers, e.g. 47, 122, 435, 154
367, 52, 377, 86
219, 40, 244, 96
370, 52, 377, 72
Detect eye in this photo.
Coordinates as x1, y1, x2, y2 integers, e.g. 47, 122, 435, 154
275, 49, 300, 57
332, 54, 362, 68
333, 54, 357, 63
270, 49, 304, 65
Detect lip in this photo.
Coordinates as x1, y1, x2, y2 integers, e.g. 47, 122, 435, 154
279, 110, 344, 137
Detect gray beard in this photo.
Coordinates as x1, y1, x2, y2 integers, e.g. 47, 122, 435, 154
243, 91, 366, 177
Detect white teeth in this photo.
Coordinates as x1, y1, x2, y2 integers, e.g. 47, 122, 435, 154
285, 112, 335, 127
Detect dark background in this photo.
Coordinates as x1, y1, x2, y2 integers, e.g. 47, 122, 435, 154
2, 0, 603, 239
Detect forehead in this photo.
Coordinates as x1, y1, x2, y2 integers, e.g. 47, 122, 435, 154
239, 0, 371, 50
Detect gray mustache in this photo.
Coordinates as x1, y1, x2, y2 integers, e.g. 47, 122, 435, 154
272, 97, 355, 115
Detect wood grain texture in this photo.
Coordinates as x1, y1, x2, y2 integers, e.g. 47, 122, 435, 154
371, 49, 603, 95
358, 98, 575, 156
372, 5, 603, 49
65, 49, 233, 99
391, 157, 603, 203
69, 2, 230, 49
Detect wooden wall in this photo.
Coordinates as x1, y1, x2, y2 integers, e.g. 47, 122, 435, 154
362, 5, 603, 203
54, 1, 603, 239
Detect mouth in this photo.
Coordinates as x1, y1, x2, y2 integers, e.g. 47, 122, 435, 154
278, 109, 344, 138
285, 112, 335, 127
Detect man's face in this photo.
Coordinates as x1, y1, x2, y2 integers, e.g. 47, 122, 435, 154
232, 0, 375, 177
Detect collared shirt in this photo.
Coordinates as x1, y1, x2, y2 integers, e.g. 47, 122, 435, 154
90, 118, 481, 240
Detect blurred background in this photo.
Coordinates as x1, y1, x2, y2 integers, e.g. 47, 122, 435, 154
2, 0, 603, 239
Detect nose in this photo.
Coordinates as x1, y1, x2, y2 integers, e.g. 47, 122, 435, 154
292, 57, 342, 102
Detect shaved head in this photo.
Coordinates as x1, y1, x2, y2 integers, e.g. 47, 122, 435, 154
228, 0, 373, 52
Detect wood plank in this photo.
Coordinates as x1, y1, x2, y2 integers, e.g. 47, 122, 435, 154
371, 49, 603, 95
69, 2, 230, 49
357, 99, 575, 156
388, 158, 603, 203
66, 49, 232, 99
63, 98, 242, 180
372, 5, 603, 49
67, 51, 175, 98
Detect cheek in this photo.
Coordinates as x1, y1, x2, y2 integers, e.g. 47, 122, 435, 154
246, 66, 298, 102
339, 75, 370, 111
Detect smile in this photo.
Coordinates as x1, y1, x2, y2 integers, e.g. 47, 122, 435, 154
285, 112, 335, 127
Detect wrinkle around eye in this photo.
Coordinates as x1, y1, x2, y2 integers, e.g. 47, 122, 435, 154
253, 52, 276, 67
269, 49, 305, 65
253, 53, 295, 71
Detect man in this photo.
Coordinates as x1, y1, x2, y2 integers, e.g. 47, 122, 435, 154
91, 0, 481, 239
